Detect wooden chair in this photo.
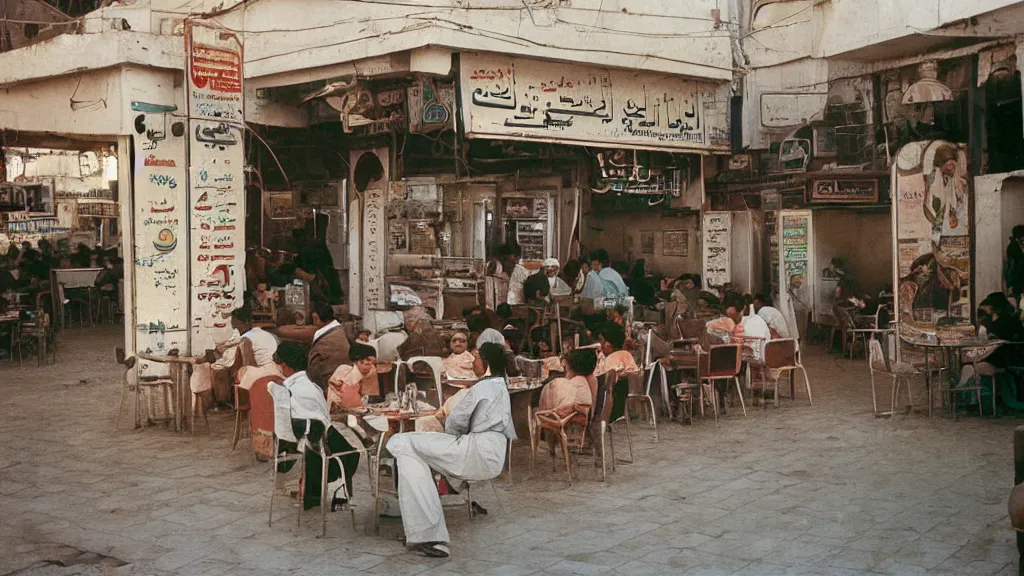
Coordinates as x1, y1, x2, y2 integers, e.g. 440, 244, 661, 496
697, 343, 745, 423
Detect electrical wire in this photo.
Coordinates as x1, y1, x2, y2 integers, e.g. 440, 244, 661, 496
245, 123, 292, 190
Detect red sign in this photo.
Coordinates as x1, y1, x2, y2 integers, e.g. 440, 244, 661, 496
189, 44, 241, 94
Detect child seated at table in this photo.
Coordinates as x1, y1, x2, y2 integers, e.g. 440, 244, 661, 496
443, 331, 476, 381
327, 343, 379, 412
537, 348, 597, 419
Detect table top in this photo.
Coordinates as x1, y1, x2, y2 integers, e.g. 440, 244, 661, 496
138, 352, 205, 364
903, 338, 1006, 350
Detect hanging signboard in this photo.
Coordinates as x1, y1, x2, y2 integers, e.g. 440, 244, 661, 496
893, 141, 973, 340
185, 20, 246, 353
702, 212, 730, 288
460, 53, 730, 152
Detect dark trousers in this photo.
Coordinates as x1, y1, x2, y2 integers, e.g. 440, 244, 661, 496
278, 419, 361, 510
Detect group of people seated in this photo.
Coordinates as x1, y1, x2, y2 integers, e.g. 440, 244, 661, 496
0, 238, 123, 319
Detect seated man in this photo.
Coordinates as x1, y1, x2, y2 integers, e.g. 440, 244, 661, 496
191, 307, 279, 404
537, 348, 597, 418
268, 342, 361, 512
387, 343, 516, 558
753, 293, 791, 339
327, 343, 379, 411
593, 323, 639, 420
307, 301, 352, 390
443, 331, 476, 381
725, 297, 770, 363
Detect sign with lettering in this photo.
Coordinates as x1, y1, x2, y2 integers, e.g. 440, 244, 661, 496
132, 98, 189, 358
809, 178, 879, 203
460, 53, 730, 152
702, 213, 730, 288
186, 20, 245, 353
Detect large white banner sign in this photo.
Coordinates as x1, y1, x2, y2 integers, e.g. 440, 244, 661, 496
460, 53, 730, 152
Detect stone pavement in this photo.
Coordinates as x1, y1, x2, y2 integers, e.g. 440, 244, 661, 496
0, 325, 1018, 576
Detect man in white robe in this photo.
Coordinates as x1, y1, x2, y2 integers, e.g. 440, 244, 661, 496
386, 342, 516, 558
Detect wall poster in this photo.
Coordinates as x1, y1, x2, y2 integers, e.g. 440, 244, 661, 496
702, 213, 730, 288
131, 100, 189, 358
186, 20, 246, 353
893, 140, 973, 336
460, 53, 730, 152
662, 230, 689, 257
777, 210, 812, 337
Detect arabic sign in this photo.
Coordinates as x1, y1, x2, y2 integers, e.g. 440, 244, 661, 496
132, 101, 189, 358
460, 53, 730, 152
702, 212, 731, 288
186, 20, 246, 353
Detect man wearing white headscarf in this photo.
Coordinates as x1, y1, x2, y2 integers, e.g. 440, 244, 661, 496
543, 258, 572, 297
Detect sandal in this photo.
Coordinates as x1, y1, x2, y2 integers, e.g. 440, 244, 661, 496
413, 542, 450, 558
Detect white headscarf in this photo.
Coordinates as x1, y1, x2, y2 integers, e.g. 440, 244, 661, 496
475, 328, 506, 349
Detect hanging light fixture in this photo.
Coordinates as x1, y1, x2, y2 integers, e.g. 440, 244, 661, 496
902, 61, 953, 124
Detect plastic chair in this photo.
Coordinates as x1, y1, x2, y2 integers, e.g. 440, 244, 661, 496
868, 336, 918, 417
697, 343, 745, 423
393, 356, 445, 408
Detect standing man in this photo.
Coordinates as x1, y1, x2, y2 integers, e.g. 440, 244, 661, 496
386, 343, 516, 558
504, 244, 530, 306
543, 258, 572, 297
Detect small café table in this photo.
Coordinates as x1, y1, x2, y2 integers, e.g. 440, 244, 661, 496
137, 351, 204, 431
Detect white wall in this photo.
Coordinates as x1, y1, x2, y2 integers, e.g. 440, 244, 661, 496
0, 68, 122, 137
232, 0, 733, 82
975, 172, 1024, 299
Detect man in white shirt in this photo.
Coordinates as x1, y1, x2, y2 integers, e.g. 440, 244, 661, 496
753, 294, 792, 339
504, 245, 530, 306
269, 342, 361, 512
543, 258, 572, 297
725, 299, 771, 362
227, 307, 279, 366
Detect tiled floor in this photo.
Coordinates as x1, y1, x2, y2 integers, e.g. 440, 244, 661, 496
0, 325, 1018, 575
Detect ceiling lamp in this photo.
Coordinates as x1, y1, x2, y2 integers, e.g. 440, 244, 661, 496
902, 61, 953, 105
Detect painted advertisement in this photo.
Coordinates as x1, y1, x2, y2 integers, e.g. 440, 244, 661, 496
702, 212, 731, 289
780, 211, 811, 302
459, 53, 730, 152
894, 141, 972, 331
131, 100, 189, 356
186, 20, 245, 353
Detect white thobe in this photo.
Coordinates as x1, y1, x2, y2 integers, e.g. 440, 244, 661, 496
387, 376, 516, 546
757, 306, 792, 339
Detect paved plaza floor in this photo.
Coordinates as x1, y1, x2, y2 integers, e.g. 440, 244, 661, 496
0, 325, 1018, 575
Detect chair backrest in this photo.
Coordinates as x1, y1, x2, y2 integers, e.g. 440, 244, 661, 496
514, 355, 545, 379
867, 338, 888, 374
266, 378, 296, 443
702, 344, 742, 378
763, 339, 798, 370
406, 356, 445, 407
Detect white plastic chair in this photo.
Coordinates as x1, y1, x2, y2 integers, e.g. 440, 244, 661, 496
392, 356, 445, 407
